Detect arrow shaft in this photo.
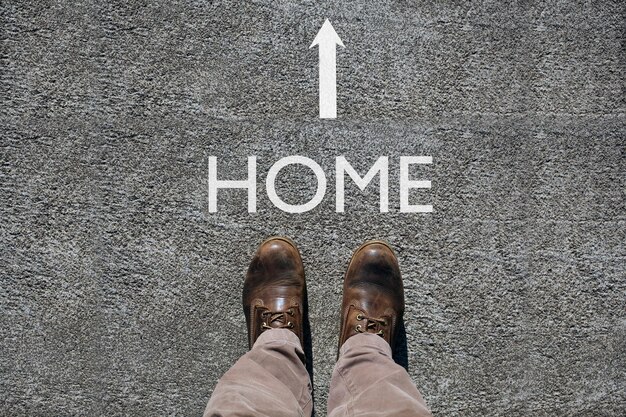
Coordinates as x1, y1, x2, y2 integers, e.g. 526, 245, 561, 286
318, 44, 337, 119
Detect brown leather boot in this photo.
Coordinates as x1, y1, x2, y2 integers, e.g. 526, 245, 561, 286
338, 240, 405, 351
243, 236, 306, 349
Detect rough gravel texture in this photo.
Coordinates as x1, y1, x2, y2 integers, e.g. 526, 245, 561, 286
1, 1, 625, 416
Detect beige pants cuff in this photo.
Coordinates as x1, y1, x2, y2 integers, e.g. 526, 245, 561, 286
328, 333, 432, 417
204, 329, 312, 417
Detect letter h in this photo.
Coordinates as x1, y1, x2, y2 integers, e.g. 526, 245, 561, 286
208, 156, 257, 213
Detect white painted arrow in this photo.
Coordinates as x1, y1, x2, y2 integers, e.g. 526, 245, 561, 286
310, 19, 344, 119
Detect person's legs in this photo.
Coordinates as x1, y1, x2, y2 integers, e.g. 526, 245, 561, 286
327, 240, 432, 417
204, 237, 312, 417
327, 333, 431, 417
204, 329, 312, 417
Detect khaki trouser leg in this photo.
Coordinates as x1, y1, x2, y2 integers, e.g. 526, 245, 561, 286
204, 329, 312, 417
327, 333, 432, 417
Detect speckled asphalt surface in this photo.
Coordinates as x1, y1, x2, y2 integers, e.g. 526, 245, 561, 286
1, 1, 625, 415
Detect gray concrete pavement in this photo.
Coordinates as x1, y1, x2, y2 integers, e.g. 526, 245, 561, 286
1, 1, 625, 415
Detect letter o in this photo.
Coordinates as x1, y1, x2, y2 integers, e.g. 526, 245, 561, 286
266, 156, 327, 213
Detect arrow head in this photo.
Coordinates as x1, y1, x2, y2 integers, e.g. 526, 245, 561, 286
310, 19, 344, 48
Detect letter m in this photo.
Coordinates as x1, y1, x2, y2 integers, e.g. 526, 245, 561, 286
335, 156, 388, 213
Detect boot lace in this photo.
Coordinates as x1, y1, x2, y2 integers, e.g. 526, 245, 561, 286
261, 308, 295, 330
355, 313, 387, 337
